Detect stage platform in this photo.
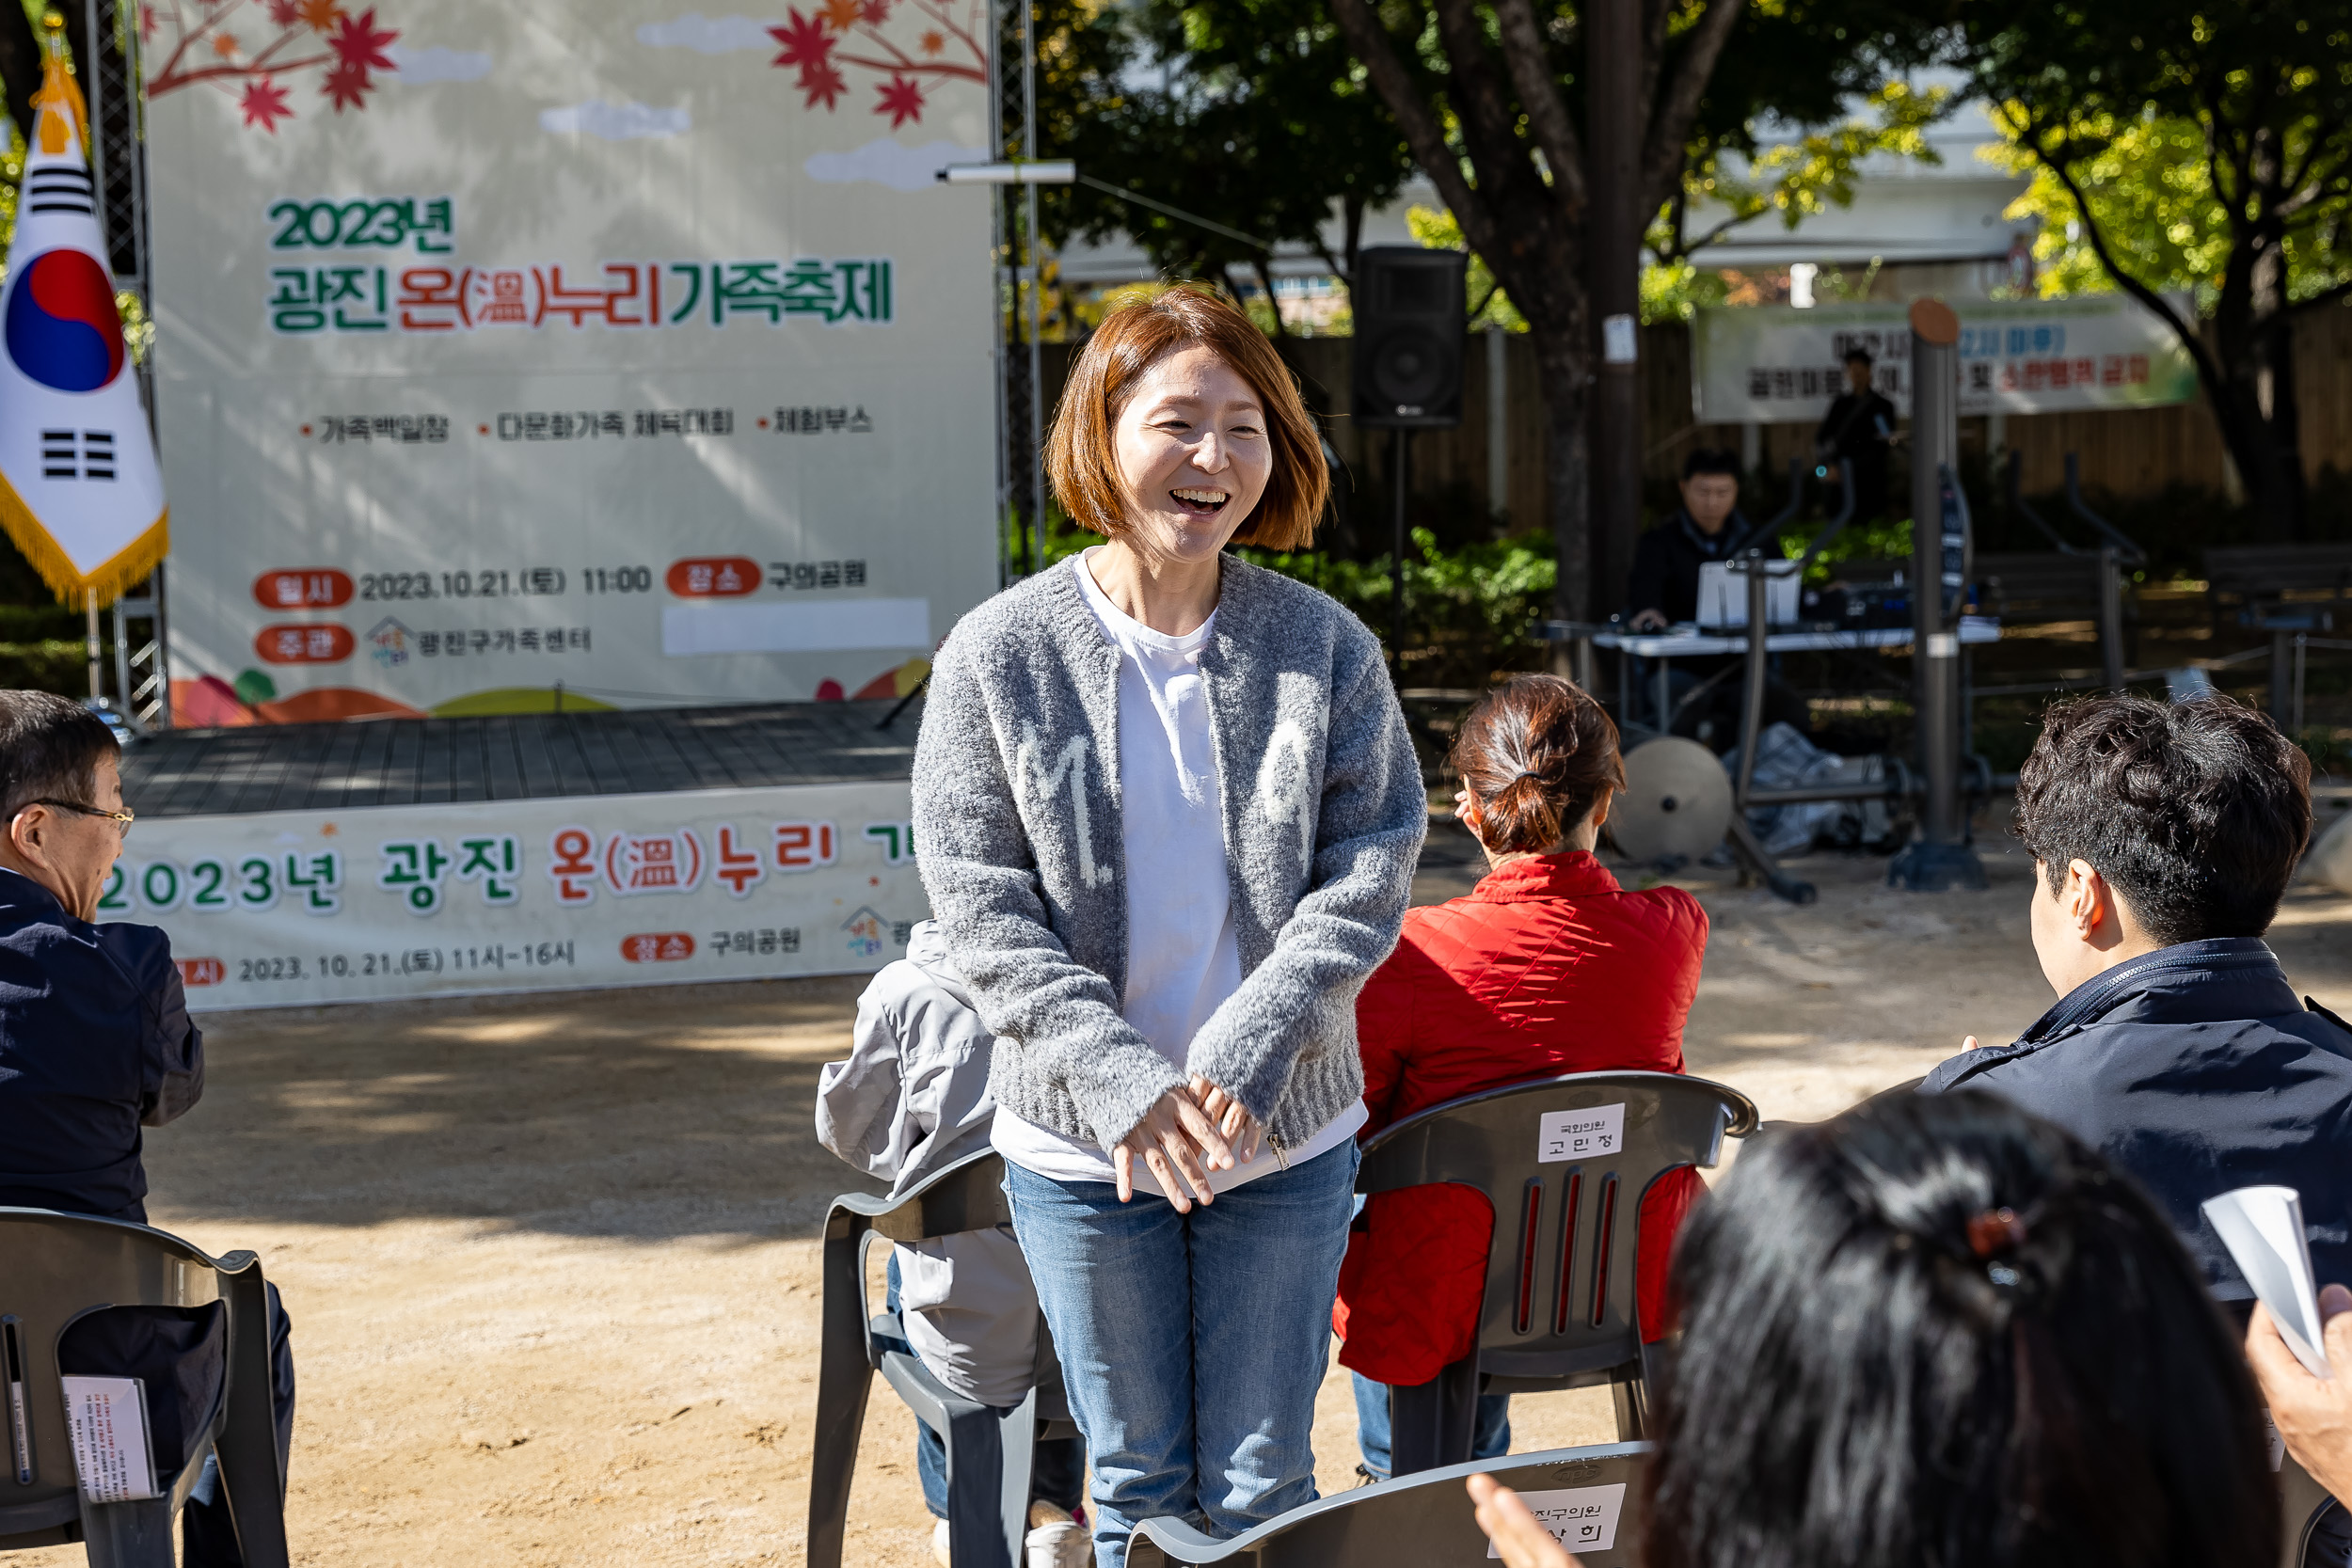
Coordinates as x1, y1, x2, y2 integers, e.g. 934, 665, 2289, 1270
120, 698, 922, 818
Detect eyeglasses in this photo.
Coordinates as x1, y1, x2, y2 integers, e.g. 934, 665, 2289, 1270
21, 799, 135, 838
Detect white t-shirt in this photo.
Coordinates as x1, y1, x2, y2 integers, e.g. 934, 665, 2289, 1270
992, 551, 1365, 1197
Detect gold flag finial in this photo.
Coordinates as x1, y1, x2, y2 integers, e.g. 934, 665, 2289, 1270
29, 10, 87, 154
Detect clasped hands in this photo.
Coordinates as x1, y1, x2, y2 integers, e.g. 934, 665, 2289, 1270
1111, 1075, 1264, 1210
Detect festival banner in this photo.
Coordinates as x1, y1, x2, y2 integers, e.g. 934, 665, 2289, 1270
1692, 295, 2200, 424
0, 28, 169, 606
143, 0, 997, 724
121, 783, 927, 1009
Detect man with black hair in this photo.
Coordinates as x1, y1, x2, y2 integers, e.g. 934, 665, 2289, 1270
1627, 448, 1754, 632
1625, 450, 1808, 744
1924, 692, 2352, 1306
0, 689, 294, 1565
1815, 348, 1895, 520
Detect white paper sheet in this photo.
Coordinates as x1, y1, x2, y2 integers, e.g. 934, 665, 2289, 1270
1538, 1104, 1626, 1164
2201, 1185, 2332, 1379
58, 1375, 159, 1503
1490, 1482, 1628, 1557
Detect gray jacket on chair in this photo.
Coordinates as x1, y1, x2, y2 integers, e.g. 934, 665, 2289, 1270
911, 554, 1426, 1153
818, 920, 1040, 1408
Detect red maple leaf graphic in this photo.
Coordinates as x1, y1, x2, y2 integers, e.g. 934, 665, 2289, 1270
326, 7, 397, 72
265, 0, 299, 25
139, 3, 156, 40
861, 0, 893, 24
799, 57, 847, 110
322, 57, 371, 111
769, 10, 834, 72
875, 73, 924, 127
239, 75, 294, 131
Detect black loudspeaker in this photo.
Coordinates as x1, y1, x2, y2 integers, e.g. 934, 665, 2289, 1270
1352, 246, 1469, 429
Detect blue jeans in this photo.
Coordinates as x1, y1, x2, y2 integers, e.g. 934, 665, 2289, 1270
1006, 1141, 1359, 1568
1348, 1370, 1510, 1481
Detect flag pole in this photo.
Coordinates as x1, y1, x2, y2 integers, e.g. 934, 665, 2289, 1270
85, 589, 103, 703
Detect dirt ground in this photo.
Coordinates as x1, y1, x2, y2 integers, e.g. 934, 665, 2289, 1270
20, 805, 2352, 1567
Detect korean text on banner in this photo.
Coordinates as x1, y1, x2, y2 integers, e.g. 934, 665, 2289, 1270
1692, 296, 2199, 423
146, 0, 997, 722
114, 783, 928, 1009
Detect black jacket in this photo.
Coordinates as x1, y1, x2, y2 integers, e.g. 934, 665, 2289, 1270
1920, 938, 2352, 1302
0, 866, 203, 1221
1816, 388, 1895, 464
1625, 509, 1756, 625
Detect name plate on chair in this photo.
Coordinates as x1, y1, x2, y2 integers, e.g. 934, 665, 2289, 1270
1538, 1104, 1625, 1163
58, 1376, 159, 1503
1489, 1482, 1627, 1556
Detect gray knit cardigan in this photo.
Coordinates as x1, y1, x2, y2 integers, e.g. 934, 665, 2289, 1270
911, 554, 1426, 1154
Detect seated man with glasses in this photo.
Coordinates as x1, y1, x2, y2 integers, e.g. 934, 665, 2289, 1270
0, 689, 294, 1566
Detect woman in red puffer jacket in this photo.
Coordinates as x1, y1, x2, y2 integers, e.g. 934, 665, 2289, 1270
1334, 673, 1708, 1481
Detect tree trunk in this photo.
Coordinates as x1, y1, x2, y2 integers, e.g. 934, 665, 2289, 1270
1532, 340, 1594, 622
2211, 320, 2308, 542
2266, 320, 2308, 540
1252, 256, 1294, 340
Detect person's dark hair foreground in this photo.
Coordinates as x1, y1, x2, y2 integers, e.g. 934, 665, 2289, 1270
1645, 1090, 2278, 1568
2013, 691, 2311, 944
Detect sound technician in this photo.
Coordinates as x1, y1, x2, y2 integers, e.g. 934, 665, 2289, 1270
1624, 450, 1805, 745
1625, 449, 1755, 634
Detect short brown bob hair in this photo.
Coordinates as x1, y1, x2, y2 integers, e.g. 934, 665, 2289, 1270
1045, 288, 1328, 551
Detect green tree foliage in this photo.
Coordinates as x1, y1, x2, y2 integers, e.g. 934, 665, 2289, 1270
1318, 0, 1954, 614
1030, 0, 1416, 325
1238, 526, 1559, 683
1661, 80, 1947, 263
1962, 0, 2352, 539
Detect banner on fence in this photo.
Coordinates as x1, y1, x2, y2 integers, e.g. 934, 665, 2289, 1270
144, 0, 998, 725
119, 784, 926, 1009
1692, 295, 2200, 424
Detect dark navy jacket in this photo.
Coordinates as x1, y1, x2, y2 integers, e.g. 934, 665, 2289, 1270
0, 865, 203, 1222
1625, 509, 1759, 626
1921, 938, 2352, 1302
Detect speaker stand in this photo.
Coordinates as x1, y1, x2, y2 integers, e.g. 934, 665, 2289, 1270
1390, 426, 1410, 677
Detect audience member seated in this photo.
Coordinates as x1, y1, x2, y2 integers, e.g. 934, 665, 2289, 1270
1922, 693, 2352, 1307
0, 690, 294, 1565
1470, 1090, 2280, 1568
819, 918, 1089, 1568
1332, 673, 1708, 1481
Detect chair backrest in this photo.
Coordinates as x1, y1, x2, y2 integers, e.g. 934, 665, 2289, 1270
1358, 1072, 1756, 1383
0, 1209, 261, 1546
808, 1148, 1039, 1568
835, 1148, 1014, 1246
2204, 544, 2352, 600
1127, 1442, 1652, 1568
819, 1147, 1021, 1377
1974, 550, 2106, 613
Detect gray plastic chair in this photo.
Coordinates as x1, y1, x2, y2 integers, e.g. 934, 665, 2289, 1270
806, 1148, 1073, 1568
1128, 1441, 1651, 1568
2281, 1452, 2347, 1568
0, 1208, 288, 1566
1356, 1070, 1756, 1477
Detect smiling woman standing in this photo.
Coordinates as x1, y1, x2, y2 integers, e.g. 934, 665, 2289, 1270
913, 290, 1425, 1566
